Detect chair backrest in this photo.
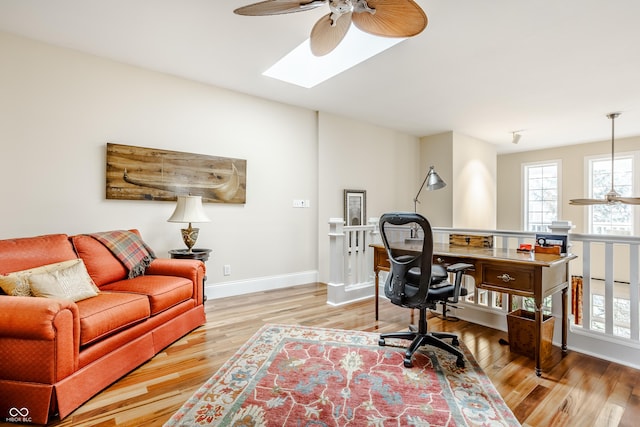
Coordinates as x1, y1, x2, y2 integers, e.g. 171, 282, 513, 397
379, 212, 434, 308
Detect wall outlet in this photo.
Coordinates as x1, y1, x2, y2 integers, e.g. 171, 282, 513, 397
293, 199, 310, 208
223, 264, 231, 276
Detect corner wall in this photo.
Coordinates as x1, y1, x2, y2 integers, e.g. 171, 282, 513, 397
420, 132, 496, 228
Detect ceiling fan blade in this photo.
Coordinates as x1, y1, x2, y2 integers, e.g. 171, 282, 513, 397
352, 0, 427, 38
569, 198, 610, 205
613, 197, 640, 205
234, 0, 326, 16
310, 12, 352, 56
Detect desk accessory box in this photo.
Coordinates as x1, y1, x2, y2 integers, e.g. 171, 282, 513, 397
534, 233, 567, 255
534, 245, 561, 255
449, 233, 493, 248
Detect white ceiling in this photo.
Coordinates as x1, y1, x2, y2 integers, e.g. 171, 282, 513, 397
1, 0, 639, 154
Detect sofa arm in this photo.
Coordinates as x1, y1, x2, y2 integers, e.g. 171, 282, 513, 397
146, 258, 206, 304
0, 296, 79, 383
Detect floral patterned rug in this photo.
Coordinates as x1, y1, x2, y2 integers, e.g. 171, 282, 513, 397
165, 324, 520, 426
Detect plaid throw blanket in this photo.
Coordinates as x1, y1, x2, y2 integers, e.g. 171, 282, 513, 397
89, 230, 156, 278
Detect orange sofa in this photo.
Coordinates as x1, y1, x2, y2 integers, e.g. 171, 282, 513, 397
0, 232, 206, 424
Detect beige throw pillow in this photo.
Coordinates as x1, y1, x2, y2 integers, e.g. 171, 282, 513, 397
29, 259, 100, 302
0, 259, 80, 296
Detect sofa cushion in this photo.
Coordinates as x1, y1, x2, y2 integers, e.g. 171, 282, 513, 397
70, 234, 128, 287
29, 259, 99, 302
100, 275, 193, 316
0, 259, 79, 296
0, 234, 77, 274
76, 291, 150, 346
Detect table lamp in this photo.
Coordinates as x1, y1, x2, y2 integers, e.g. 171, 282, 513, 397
410, 165, 446, 239
167, 195, 210, 253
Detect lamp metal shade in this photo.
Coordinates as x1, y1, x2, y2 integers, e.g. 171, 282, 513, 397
425, 166, 446, 191
413, 165, 447, 217
167, 195, 211, 223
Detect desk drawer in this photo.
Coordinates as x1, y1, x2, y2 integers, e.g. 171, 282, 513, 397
482, 263, 534, 293
374, 250, 390, 270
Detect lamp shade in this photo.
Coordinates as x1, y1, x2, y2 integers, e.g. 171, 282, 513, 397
413, 165, 447, 215
167, 196, 210, 223
425, 166, 446, 191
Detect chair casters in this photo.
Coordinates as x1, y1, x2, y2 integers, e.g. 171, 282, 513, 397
404, 357, 413, 368
456, 357, 465, 368
452, 337, 460, 346
378, 337, 386, 346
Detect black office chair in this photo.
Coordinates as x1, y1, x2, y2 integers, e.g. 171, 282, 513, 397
378, 212, 473, 368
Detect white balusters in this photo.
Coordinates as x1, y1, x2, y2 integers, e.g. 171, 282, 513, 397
328, 218, 640, 368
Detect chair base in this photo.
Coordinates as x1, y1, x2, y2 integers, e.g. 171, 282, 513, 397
379, 309, 465, 368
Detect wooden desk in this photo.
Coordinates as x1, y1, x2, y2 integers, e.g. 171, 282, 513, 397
371, 242, 577, 376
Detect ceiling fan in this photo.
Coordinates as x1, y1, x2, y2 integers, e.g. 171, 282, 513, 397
569, 112, 640, 206
233, 0, 427, 56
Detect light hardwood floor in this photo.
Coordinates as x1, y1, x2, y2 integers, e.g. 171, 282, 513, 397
32, 283, 640, 427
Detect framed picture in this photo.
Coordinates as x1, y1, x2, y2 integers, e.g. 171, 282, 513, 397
106, 143, 246, 204
344, 189, 366, 226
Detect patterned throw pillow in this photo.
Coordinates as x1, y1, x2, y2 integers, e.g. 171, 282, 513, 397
29, 259, 100, 302
0, 259, 79, 296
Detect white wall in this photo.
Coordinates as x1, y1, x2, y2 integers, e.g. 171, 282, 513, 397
0, 31, 319, 293
0, 31, 423, 294
317, 112, 420, 283
452, 132, 497, 229
419, 132, 453, 227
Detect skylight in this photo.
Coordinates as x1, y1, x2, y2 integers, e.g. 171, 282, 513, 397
263, 26, 406, 88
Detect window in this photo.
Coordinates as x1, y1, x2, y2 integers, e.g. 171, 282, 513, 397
587, 153, 637, 235
524, 162, 560, 232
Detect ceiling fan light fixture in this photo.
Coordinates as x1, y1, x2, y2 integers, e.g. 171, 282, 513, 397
234, 0, 427, 57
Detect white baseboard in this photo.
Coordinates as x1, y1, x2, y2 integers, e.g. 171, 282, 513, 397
205, 270, 319, 299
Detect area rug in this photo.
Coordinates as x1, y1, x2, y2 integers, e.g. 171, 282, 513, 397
165, 324, 520, 426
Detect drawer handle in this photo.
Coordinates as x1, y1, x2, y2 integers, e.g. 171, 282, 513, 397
497, 273, 516, 282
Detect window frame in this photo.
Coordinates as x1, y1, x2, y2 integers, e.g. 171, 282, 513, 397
584, 150, 639, 235
522, 160, 562, 232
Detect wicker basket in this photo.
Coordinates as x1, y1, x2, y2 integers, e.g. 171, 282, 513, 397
506, 309, 555, 360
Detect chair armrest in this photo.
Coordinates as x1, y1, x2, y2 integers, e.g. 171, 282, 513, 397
146, 258, 206, 304
445, 263, 474, 303
0, 296, 79, 382
445, 263, 474, 273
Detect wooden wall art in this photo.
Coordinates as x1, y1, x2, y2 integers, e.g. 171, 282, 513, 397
106, 143, 246, 204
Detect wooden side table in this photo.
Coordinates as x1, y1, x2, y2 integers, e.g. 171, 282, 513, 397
169, 248, 212, 302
